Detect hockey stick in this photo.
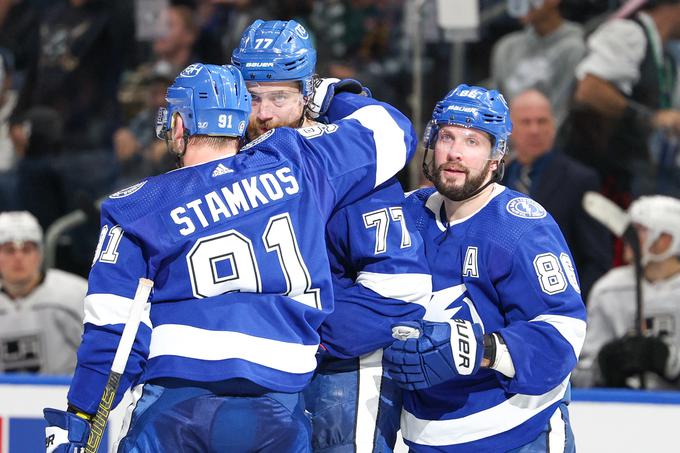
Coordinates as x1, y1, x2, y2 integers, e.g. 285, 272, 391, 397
85, 278, 154, 453
582, 192, 646, 388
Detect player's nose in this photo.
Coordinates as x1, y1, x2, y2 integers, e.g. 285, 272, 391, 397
256, 104, 275, 120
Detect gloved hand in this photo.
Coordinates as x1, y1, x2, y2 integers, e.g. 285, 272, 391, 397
307, 77, 372, 120
598, 334, 670, 387
44, 408, 91, 453
384, 319, 484, 390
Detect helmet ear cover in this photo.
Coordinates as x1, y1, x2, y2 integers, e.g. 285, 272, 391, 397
231, 20, 317, 97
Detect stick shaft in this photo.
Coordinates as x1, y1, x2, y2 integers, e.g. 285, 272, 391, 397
84, 278, 153, 453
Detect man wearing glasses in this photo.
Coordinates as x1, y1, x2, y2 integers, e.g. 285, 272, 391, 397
233, 20, 432, 453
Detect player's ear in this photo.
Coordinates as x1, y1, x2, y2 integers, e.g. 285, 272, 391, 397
172, 114, 185, 142
490, 159, 499, 172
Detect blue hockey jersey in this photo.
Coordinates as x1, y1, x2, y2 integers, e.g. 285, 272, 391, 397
67, 93, 417, 414
401, 185, 586, 452
319, 178, 431, 359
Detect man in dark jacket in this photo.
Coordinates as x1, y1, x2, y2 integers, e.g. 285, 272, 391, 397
504, 88, 612, 299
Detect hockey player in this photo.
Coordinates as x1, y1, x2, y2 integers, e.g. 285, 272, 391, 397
0, 211, 86, 374
43, 62, 417, 452
574, 195, 680, 389
232, 20, 432, 452
383, 85, 586, 452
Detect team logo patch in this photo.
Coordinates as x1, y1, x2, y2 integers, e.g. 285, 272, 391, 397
506, 197, 546, 219
294, 24, 309, 39
110, 181, 147, 199
241, 129, 274, 151
180, 64, 203, 77
238, 120, 246, 134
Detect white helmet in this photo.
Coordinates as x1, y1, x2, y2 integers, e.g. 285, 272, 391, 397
0, 211, 43, 247
628, 195, 680, 264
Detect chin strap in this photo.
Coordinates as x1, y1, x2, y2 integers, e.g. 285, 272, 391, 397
462, 159, 506, 200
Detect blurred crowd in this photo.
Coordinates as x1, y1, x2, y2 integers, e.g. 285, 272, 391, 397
0, 0, 679, 388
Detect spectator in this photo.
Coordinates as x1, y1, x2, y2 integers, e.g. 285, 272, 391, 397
16, 0, 134, 152
504, 89, 612, 298
0, 48, 18, 212
573, 195, 680, 389
151, 4, 199, 77
490, 0, 585, 124
0, 211, 86, 374
0, 48, 16, 172
566, 0, 680, 202
113, 66, 175, 190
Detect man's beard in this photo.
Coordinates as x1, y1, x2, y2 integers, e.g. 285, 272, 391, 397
432, 160, 493, 202
248, 117, 300, 140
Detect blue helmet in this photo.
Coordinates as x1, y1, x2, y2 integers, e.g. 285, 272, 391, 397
231, 19, 316, 96
156, 63, 251, 140
424, 84, 512, 160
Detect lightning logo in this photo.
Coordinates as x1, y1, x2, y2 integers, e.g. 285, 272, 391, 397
424, 283, 485, 332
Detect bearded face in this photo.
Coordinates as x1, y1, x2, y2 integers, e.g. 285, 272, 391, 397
429, 125, 496, 202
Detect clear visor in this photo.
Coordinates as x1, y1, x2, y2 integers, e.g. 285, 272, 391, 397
155, 107, 169, 140
425, 121, 506, 161
250, 90, 303, 108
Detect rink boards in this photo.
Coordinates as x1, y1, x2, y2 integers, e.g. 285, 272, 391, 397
1, 375, 679, 453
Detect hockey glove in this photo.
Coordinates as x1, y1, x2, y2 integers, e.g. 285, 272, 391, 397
598, 335, 669, 387
307, 77, 372, 120
44, 408, 91, 453
384, 319, 484, 390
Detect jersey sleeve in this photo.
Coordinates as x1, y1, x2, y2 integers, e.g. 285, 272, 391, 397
67, 202, 152, 414
319, 182, 431, 358
491, 223, 587, 395
299, 92, 417, 211
575, 18, 646, 94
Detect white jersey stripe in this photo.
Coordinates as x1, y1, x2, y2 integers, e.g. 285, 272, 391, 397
148, 324, 318, 374
346, 105, 406, 188
531, 314, 586, 358
356, 271, 431, 307
355, 349, 384, 452
401, 379, 569, 446
83, 293, 152, 328
548, 405, 567, 453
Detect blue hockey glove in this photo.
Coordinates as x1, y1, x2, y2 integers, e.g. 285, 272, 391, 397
384, 319, 484, 390
307, 77, 372, 120
44, 408, 91, 453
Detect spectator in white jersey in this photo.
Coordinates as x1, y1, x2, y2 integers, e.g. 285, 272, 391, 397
0, 211, 86, 374
574, 195, 680, 389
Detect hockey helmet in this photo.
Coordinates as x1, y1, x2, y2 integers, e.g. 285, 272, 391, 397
231, 20, 316, 97
155, 63, 251, 140
0, 211, 43, 247
423, 84, 512, 161
629, 195, 680, 263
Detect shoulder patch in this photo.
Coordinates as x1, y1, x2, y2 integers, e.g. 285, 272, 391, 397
297, 123, 338, 139
110, 181, 147, 199
242, 129, 275, 151
506, 197, 546, 219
